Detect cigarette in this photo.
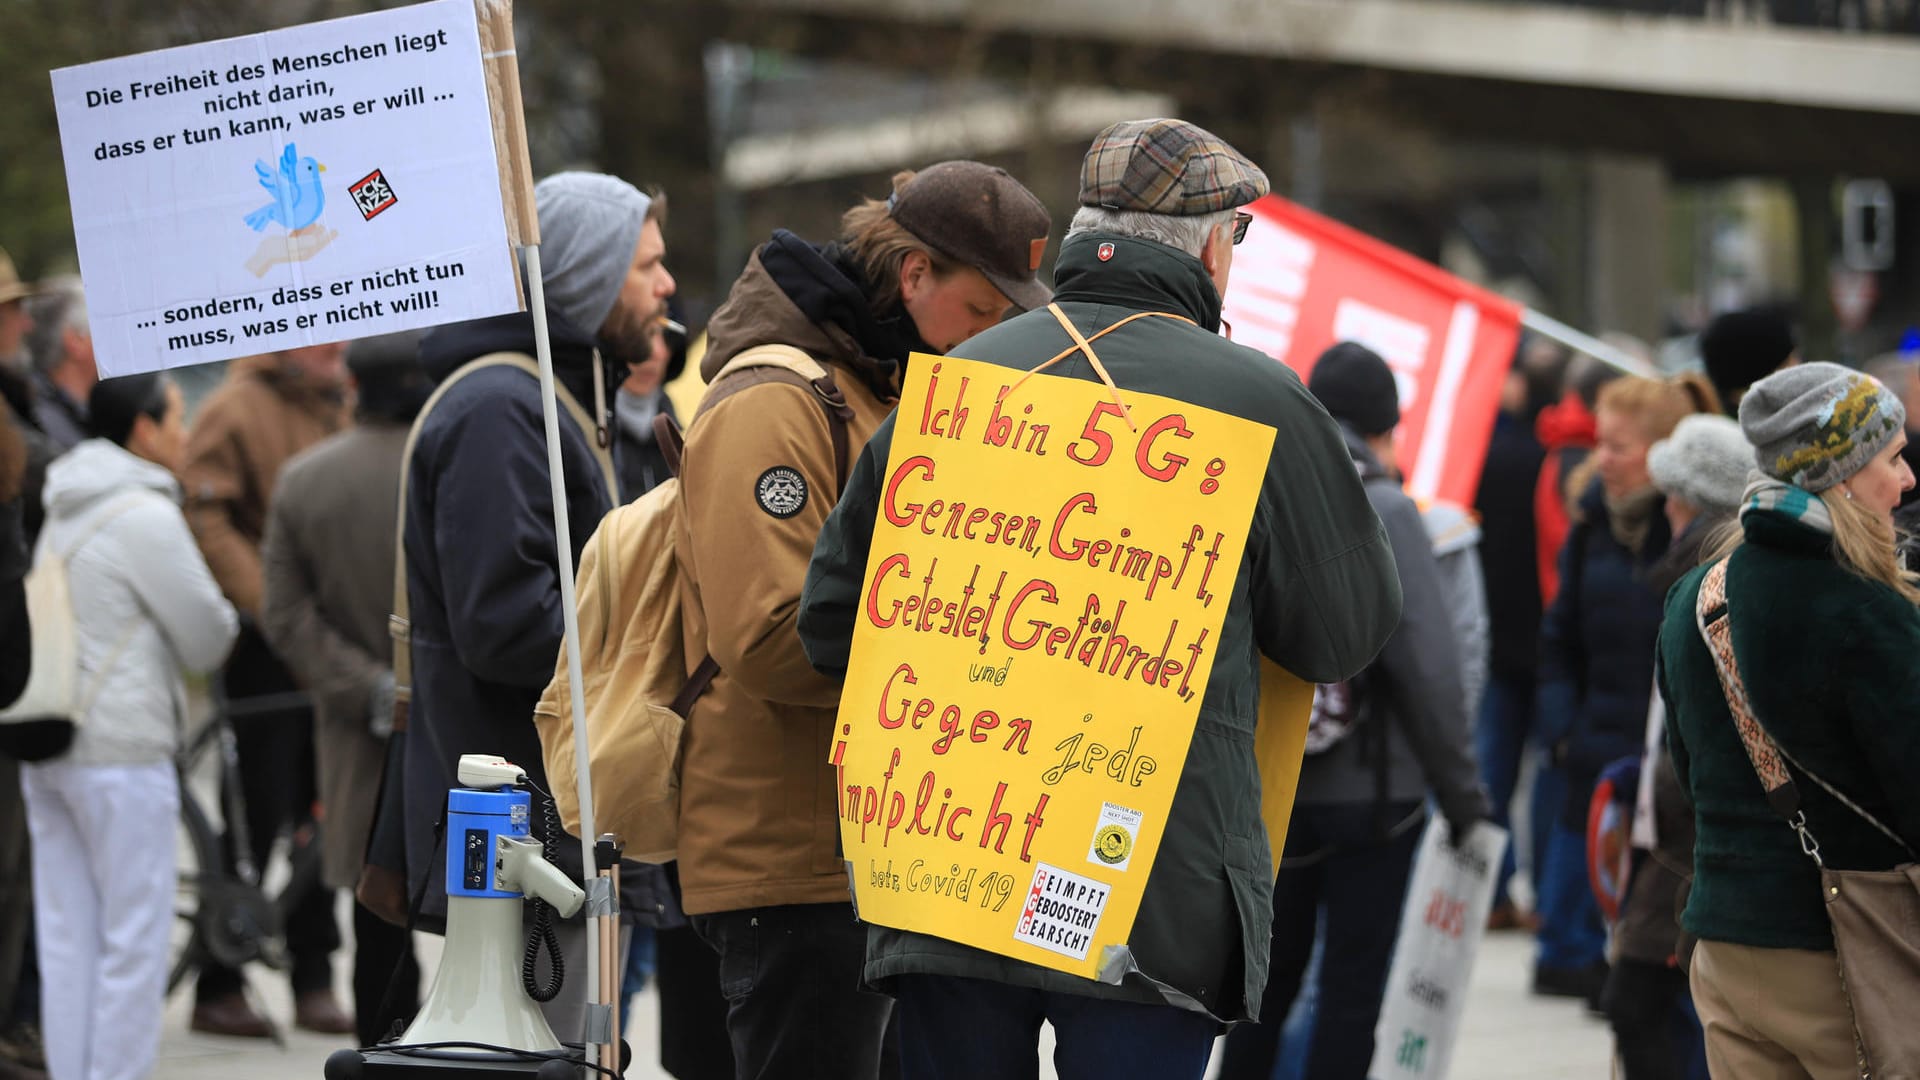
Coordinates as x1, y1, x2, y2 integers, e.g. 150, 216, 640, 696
658, 318, 686, 336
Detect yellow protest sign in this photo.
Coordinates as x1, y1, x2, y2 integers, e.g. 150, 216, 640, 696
832, 352, 1275, 980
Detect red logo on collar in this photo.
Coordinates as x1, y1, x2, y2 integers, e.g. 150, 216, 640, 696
1097, 242, 1115, 262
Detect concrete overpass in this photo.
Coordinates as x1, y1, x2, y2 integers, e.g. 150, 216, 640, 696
720, 0, 1920, 181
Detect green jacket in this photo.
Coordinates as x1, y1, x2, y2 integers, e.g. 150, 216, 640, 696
1659, 507, 1920, 952
797, 232, 1401, 1023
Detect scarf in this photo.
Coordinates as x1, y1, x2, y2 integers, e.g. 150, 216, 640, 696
1606, 485, 1663, 554
616, 387, 662, 446
1739, 475, 1834, 537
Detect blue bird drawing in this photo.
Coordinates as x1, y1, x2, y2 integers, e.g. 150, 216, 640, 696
244, 143, 326, 232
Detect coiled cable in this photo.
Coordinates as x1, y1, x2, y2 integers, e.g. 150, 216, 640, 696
520, 785, 564, 1002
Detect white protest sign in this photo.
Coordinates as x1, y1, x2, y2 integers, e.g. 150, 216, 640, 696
52, 0, 521, 377
1370, 819, 1509, 1080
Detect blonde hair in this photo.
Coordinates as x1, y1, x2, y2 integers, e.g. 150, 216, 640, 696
1709, 486, 1920, 605
838, 170, 957, 316
1566, 371, 1723, 507
1595, 371, 1722, 444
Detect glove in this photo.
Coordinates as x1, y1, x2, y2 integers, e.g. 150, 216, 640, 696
1441, 787, 1493, 850
368, 670, 396, 739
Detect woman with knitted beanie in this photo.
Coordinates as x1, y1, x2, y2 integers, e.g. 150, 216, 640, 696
1660, 362, 1920, 1078
1532, 372, 1719, 1006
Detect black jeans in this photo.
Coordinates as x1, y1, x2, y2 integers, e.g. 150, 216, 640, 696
197, 632, 340, 1002
1603, 957, 1694, 1080
655, 924, 732, 1080
1218, 800, 1425, 1080
691, 903, 898, 1080
352, 900, 419, 1046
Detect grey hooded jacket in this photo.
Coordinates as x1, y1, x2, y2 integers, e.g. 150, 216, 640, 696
1293, 426, 1489, 831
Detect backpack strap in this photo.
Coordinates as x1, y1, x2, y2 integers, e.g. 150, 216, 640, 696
1694, 557, 1912, 863
692, 344, 856, 494
666, 345, 857, 720
389, 352, 615, 730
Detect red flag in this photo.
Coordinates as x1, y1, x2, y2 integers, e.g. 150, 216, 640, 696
1223, 194, 1522, 506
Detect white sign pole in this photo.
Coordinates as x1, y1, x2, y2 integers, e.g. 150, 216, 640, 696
1520, 307, 1657, 377
472, 0, 608, 1054
522, 241, 603, 1050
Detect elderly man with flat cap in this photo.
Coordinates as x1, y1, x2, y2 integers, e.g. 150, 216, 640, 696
799, 120, 1401, 1078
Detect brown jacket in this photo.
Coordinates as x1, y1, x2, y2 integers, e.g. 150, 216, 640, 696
183, 356, 349, 617
260, 423, 405, 888
674, 246, 899, 915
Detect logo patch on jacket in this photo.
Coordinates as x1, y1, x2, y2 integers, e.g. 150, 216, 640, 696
755, 466, 808, 519
1097, 242, 1115, 262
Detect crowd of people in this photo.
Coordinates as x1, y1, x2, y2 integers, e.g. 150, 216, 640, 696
0, 114, 1916, 1080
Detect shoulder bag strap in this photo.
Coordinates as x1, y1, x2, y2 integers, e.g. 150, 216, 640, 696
999, 307, 1196, 413
1694, 558, 1912, 862
391, 352, 618, 726
51, 493, 149, 719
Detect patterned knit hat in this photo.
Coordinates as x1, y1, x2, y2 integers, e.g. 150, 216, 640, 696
1738, 362, 1905, 493
1079, 118, 1270, 216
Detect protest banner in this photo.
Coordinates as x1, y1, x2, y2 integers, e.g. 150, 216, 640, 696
1222, 195, 1523, 506
1370, 819, 1510, 1080
51, 0, 522, 377
834, 353, 1275, 980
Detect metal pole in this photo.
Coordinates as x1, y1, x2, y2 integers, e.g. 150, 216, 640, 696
1520, 306, 1656, 378
521, 241, 602, 1047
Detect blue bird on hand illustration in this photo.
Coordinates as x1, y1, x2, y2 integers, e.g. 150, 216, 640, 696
243, 142, 326, 232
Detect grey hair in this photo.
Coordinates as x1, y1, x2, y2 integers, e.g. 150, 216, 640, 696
26, 275, 88, 374
1066, 206, 1234, 260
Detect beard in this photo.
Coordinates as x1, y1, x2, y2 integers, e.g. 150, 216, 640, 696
600, 296, 664, 372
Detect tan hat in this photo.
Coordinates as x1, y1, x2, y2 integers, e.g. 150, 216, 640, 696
1079, 118, 1270, 216
0, 248, 35, 305
888, 161, 1053, 312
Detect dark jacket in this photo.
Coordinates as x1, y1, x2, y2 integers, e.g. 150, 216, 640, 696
1660, 507, 1920, 951
1537, 478, 1671, 828
1613, 514, 1718, 967
1296, 426, 1488, 829
1475, 410, 1545, 680
0, 499, 27, 709
797, 231, 1401, 1024
1, 388, 55, 544
29, 370, 87, 454
401, 310, 619, 911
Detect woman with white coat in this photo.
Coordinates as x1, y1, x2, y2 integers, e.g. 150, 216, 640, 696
21, 372, 237, 1080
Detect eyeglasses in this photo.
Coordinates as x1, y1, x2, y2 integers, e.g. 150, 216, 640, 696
1231, 211, 1253, 245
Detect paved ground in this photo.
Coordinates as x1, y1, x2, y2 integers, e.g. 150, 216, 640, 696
154, 918, 1612, 1079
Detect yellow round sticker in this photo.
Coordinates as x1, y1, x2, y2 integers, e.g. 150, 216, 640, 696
1093, 824, 1133, 865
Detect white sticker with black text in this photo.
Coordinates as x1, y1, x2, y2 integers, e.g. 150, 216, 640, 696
1013, 863, 1110, 961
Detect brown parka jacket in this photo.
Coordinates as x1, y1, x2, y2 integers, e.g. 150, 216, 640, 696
182, 355, 350, 618
673, 237, 902, 915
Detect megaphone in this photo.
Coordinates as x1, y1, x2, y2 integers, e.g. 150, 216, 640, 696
324, 755, 595, 1078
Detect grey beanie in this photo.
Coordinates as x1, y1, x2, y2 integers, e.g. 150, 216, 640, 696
1648, 414, 1751, 515
1738, 361, 1906, 493
534, 172, 652, 337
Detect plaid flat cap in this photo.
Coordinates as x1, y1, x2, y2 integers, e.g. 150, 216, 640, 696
1079, 118, 1270, 216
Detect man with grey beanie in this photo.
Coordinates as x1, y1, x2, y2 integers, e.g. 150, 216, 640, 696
396, 172, 674, 1040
